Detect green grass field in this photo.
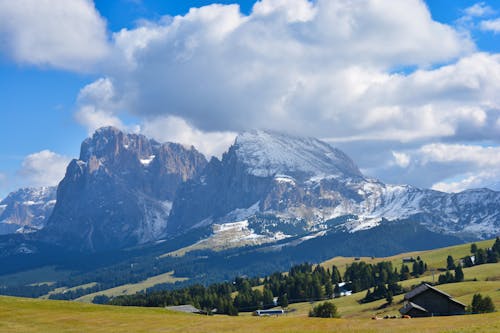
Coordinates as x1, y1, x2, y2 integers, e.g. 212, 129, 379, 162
74, 271, 187, 303
321, 238, 496, 275
0, 295, 498, 333
1, 240, 499, 332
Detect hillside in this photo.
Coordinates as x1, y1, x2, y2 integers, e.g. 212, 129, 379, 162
0, 295, 498, 333
321, 238, 496, 275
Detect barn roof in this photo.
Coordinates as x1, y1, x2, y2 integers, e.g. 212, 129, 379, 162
404, 283, 466, 307
399, 301, 428, 315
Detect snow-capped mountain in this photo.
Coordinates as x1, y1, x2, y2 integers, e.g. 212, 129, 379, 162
0, 187, 56, 235
9, 128, 495, 254
43, 127, 207, 251
168, 130, 500, 248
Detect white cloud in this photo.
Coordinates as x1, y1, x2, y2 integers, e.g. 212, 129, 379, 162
480, 18, 500, 33
75, 78, 127, 134
140, 116, 236, 158
381, 143, 500, 192
464, 2, 495, 17
19, 150, 71, 187
432, 172, 498, 193
392, 151, 410, 168
69, 0, 500, 191
419, 143, 500, 167
97, 0, 477, 137
0, 0, 109, 71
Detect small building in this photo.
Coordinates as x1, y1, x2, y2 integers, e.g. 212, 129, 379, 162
334, 282, 353, 297
399, 283, 466, 317
402, 257, 415, 263
254, 309, 285, 316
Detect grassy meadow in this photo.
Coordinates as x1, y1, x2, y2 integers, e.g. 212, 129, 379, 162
1, 239, 499, 332
0, 295, 499, 333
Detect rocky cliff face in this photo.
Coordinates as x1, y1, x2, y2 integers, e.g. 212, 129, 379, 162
0, 187, 56, 235
44, 127, 207, 251
168, 130, 500, 244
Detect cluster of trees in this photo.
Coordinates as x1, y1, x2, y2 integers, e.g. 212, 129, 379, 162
463, 238, 500, 267
110, 281, 239, 315
362, 282, 403, 304
309, 301, 339, 318
437, 265, 464, 284
400, 256, 427, 280
469, 293, 496, 314
343, 261, 409, 303
109, 263, 344, 314
436, 238, 500, 286
262, 263, 341, 305
0, 283, 53, 298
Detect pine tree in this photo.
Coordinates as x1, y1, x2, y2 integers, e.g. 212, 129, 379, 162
454, 265, 464, 282
446, 255, 455, 270
386, 291, 393, 305
279, 294, 288, 308
470, 243, 478, 254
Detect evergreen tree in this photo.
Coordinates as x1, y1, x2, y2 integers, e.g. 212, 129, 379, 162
470, 243, 478, 254
476, 249, 487, 265
471, 293, 496, 313
446, 255, 455, 270
262, 288, 274, 309
278, 294, 288, 308
487, 249, 498, 263
325, 280, 334, 299
492, 237, 500, 255
454, 265, 464, 282
386, 291, 393, 305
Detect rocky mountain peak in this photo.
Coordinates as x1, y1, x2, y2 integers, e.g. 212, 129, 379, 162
232, 130, 363, 180
0, 186, 57, 235
79, 126, 156, 163
44, 127, 208, 251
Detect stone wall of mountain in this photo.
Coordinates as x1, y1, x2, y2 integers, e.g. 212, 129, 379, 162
168, 130, 500, 242
3, 127, 498, 253
42, 127, 207, 252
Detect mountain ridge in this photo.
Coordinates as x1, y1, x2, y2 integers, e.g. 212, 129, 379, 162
1, 127, 498, 253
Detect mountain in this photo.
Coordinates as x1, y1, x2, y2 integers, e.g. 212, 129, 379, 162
0, 187, 56, 235
43, 127, 207, 252
7, 128, 495, 255
168, 130, 499, 251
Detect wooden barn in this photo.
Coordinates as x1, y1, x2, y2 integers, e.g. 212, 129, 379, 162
399, 283, 466, 317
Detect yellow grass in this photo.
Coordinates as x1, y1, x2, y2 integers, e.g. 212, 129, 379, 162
40, 282, 98, 299
0, 295, 499, 333
74, 271, 187, 303
321, 238, 496, 275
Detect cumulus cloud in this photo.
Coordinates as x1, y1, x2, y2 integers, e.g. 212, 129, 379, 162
464, 2, 495, 17
382, 144, 500, 192
432, 172, 498, 193
100, 0, 474, 136
70, 0, 500, 191
141, 116, 236, 158
0, 0, 109, 71
392, 151, 411, 168
480, 18, 500, 33
75, 78, 127, 134
19, 150, 71, 187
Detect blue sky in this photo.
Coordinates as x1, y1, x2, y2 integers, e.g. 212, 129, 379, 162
1, 0, 500, 198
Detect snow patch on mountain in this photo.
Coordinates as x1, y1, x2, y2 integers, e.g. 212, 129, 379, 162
234, 130, 362, 179
140, 155, 156, 166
